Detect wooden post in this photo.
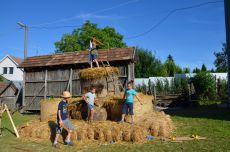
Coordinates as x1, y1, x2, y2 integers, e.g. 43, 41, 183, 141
44, 69, 47, 100
70, 68, 73, 95
22, 71, 26, 106
224, 0, 230, 105
5, 104, 20, 138
154, 85, 157, 102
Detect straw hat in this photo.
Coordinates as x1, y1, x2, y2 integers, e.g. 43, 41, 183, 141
62, 91, 72, 98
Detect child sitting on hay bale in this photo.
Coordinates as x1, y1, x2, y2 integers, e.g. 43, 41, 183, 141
120, 80, 143, 124
83, 86, 97, 122
53, 91, 75, 148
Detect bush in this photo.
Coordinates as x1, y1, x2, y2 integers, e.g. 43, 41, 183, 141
170, 78, 188, 94
217, 79, 228, 102
192, 72, 217, 104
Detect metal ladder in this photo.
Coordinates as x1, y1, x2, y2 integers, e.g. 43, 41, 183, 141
101, 61, 124, 93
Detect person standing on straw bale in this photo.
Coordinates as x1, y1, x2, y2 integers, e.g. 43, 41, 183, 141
83, 86, 97, 123
89, 37, 103, 68
120, 80, 143, 124
53, 91, 75, 148
0, 104, 6, 136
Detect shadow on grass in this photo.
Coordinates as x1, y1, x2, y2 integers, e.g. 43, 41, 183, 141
164, 104, 230, 121
48, 121, 68, 143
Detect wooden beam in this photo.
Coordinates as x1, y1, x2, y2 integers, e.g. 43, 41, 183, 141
5, 104, 20, 138
70, 68, 73, 94
44, 69, 48, 100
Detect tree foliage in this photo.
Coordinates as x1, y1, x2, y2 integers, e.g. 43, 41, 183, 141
192, 72, 217, 103
135, 47, 166, 78
55, 20, 126, 53
214, 43, 227, 72
201, 64, 207, 72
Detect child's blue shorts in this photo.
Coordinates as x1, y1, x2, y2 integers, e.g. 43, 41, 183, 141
56, 118, 75, 134
87, 103, 94, 110
122, 102, 134, 115
90, 54, 96, 61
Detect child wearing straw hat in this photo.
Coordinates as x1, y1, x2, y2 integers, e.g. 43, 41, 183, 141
120, 80, 143, 124
53, 91, 75, 148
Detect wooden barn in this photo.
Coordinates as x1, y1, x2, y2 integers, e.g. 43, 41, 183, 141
0, 81, 22, 110
19, 47, 136, 110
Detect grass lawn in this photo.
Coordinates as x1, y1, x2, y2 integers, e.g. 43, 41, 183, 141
0, 105, 230, 152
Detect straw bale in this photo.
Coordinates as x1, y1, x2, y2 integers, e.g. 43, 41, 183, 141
103, 128, 112, 142
111, 126, 122, 141
87, 128, 94, 140
79, 67, 119, 80
122, 129, 131, 141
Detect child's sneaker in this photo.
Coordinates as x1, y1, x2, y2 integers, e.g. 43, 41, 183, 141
119, 120, 124, 124
52, 143, 60, 149
64, 141, 74, 146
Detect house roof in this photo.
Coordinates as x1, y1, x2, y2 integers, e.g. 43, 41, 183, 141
19, 47, 135, 68
9, 55, 23, 65
0, 82, 17, 95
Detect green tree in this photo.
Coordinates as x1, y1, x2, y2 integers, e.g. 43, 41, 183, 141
164, 55, 177, 76
0, 75, 3, 82
201, 64, 207, 72
183, 67, 190, 73
193, 67, 201, 73
135, 47, 166, 77
214, 43, 228, 72
55, 20, 126, 53
192, 72, 217, 103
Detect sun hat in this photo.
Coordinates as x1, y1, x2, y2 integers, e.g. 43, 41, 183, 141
62, 91, 72, 98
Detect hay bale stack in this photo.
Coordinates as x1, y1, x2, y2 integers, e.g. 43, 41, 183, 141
105, 93, 153, 122
79, 67, 119, 80
40, 99, 60, 122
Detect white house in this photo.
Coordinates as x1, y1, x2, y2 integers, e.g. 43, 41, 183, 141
0, 55, 23, 81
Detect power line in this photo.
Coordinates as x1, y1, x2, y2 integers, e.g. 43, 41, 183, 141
125, 0, 224, 39
30, 0, 140, 28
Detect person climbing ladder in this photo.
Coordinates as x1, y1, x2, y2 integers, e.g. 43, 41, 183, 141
89, 37, 103, 68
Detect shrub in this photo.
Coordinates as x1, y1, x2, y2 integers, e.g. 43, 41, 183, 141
192, 72, 217, 104
217, 79, 228, 102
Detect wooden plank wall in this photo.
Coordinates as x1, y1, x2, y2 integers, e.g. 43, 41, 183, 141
24, 62, 132, 110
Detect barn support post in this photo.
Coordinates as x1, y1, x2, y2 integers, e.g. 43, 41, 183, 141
22, 71, 26, 106
44, 69, 47, 100
70, 68, 73, 95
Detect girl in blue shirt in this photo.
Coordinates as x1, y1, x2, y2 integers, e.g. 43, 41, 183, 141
120, 80, 143, 124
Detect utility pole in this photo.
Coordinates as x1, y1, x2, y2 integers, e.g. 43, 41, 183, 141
224, 0, 230, 105
17, 22, 28, 59
17, 22, 28, 109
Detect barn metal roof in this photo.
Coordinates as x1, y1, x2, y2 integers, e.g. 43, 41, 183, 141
19, 47, 135, 68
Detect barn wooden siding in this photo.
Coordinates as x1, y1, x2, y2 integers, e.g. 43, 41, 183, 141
0, 82, 21, 110
19, 47, 136, 110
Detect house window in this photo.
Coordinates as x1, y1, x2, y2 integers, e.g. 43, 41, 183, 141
9, 67, 14, 74
3, 67, 7, 74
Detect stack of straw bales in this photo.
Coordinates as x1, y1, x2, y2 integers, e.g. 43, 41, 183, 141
79, 67, 119, 80
19, 111, 174, 143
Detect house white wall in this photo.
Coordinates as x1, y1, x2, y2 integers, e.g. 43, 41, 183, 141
0, 56, 23, 81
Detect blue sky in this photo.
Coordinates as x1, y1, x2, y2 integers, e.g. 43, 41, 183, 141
0, 0, 225, 70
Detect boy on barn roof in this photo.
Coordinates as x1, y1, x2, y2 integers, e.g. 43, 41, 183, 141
83, 86, 97, 123
89, 37, 103, 68
53, 91, 75, 148
120, 80, 143, 124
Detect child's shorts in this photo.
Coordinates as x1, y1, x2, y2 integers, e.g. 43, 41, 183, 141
90, 54, 97, 61
56, 118, 75, 134
87, 103, 94, 110
122, 102, 134, 115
